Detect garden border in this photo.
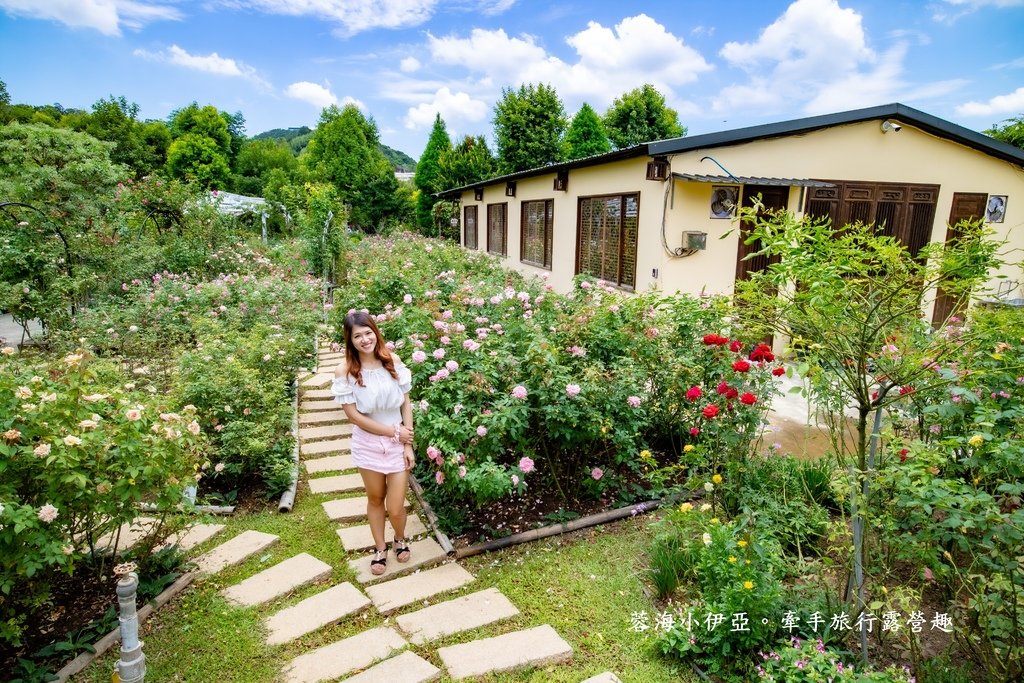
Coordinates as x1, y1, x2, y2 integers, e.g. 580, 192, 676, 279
277, 378, 301, 513
453, 490, 695, 559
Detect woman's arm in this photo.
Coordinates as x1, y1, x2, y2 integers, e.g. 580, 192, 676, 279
397, 391, 414, 445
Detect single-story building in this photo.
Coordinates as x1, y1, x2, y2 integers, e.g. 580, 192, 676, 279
439, 103, 1023, 325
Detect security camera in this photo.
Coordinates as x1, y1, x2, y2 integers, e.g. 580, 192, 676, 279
881, 120, 902, 133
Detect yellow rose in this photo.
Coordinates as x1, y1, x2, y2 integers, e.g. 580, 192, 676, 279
683, 444, 695, 453
679, 502, 693, 513
712, 474, 723, 485
640, 449, 652, 460
968, 435, 984, 447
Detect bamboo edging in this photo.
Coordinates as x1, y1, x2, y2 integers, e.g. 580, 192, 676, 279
278, 378, 301, 513
408, 475, 455, 555
55, 570, 198, 682
453, 489, 695, 560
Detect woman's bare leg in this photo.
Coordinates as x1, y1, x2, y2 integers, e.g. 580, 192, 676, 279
359, 469, 388, 551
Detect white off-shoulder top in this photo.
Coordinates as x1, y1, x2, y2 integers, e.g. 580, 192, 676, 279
331, 363, 412, 427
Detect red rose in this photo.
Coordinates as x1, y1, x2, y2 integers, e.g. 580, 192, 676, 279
690, 427, 700, 436
726, 388, 739, 399
749, 343, 775, 362
716, 381, 730, 395
740, 392, 757, 405
771, 367, 786, 377
703, 333, 728, 346
899, 448, 909, 462
686, 386, 703, 401
703, 404, 720, 419
899, 385, 915, 395
729, 340, 743, 353
732, 360, 751, 373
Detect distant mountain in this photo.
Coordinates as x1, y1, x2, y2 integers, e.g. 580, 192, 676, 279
381, 144, 417, 172
251, 127, 417, 172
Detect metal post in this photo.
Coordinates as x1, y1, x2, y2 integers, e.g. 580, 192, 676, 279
114, 562, 146, 683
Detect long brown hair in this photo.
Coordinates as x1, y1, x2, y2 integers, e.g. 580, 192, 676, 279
343, 310, 398, 387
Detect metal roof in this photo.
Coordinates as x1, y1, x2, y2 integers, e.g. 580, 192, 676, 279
436, 103, 1024, 199
672, 173, 835, 187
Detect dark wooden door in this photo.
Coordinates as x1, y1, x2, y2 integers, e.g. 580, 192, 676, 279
736, 185, 789, 282
932, 192, 987, 326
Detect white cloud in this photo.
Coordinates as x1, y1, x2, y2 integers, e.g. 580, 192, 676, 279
933, 0, 1024, 23
285, 82, 339, 109
0, 0, 180, 36
713, 0, 957, 116
133, 45, 271, 88
956, 86, 1024, 116
400, 56, 421, 73
233, 0, 438, 35
479, 0, 518, 15
424, 14, 711, 111
404, 86, 488, 129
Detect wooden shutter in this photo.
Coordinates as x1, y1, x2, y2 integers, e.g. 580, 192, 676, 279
487, 203, 507, 256
520, 200, 552, 268
932, 192, 987, 325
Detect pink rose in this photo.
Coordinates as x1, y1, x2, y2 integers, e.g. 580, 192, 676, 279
566, 383, 581, 397
591, 467, 604, 481
435, 471, 445, 485
433, 348, 445, 360
476, 425, 488, 437
411, 350, 427, 363
511, 385, 527, 399
519, 457, 535, 473
627, 396, 642, 408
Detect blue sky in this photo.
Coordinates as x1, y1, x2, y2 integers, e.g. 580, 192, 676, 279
1, 0, 1023, 159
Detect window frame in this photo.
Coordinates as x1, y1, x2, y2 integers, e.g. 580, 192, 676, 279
520, 198, 554, 269
463, 205, 478, 250
486, 202, 508, 257
575, 192, 640, 290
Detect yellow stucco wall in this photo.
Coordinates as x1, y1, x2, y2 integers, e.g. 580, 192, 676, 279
458, 118, 1024, 308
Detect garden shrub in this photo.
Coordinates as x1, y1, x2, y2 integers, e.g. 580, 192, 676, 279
655, 510, 785, 681
0, 347, 204, 647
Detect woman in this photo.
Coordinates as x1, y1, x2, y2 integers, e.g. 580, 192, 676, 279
332, 310, 415, 575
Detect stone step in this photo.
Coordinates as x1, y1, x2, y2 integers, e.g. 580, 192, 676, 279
299, 410, 350, 426
161, 523, 225, 552
350, 537, 448, 585
302, 388, 335, 401
322, 497, 409, 523
301, 373, 334, 389
339, 651, 440, 683
582, 673, 623, 683
264, 582, 370, 646
223, 553, 332, 607
336, 514, 427, 552
94, 516, 159, 554
299, 399, 342, 413
193, 530, 279, 575
301, 438, 352, 457
436, 624, 573, 680
283, 626, 406, 683
304, 454, 354, 474
318, 351, 344, 361
300, 423, 353, 443
396, 587, 519, 645
318, 359, 340, 369
308, 473, 364, 495
364, 563, 475, 615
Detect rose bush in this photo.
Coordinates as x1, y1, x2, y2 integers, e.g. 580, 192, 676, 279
0, 347, 204, 647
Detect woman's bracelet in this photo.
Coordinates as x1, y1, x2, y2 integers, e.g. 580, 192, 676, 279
392, 424, 401, 444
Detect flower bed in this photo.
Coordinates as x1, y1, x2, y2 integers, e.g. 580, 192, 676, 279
331, 233, 785, 538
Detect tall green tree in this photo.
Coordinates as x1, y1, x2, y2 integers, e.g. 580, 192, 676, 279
166, 104, 232, 188
436, 135, 497, 190
985, 115, 1024, 149
414, 114, 452, 230
603, 84, 685, 149
303, 104, 402, 232
493, 83, 567, 174
564, 103, 611, 160
233, 138, 298, 196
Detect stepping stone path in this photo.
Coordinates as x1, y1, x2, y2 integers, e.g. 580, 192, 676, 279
172, 343, 577, 682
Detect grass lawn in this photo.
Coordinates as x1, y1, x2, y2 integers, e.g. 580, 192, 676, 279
75, 489, 692, 682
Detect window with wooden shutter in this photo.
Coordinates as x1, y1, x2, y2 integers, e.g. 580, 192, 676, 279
487, 203, 507, 256
805, 181, 939, 257
521, 199, 553, 269
576, 193, 639, 289
464, 205, 478, 249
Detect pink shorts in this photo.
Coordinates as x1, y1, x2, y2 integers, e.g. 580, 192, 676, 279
350, 425, 407, 474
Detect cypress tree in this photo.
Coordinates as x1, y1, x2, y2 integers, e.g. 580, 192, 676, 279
414, 114, 452, 231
